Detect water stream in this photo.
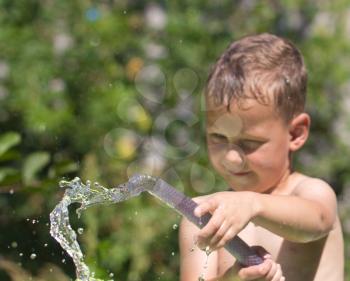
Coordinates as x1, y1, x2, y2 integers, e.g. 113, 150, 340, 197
49, 175, 155, 281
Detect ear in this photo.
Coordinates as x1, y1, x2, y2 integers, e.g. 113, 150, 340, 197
289, 113, 310, 152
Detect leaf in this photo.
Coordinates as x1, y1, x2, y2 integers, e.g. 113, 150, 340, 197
48, 161, 79, 178
0, 168, 18, 182
0, 132, 21, 157
22, 152, 50, 185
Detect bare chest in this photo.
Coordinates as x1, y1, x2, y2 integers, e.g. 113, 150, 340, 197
217, 222, 343, 281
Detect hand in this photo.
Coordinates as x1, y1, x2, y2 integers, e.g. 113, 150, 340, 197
222, 247, 285, 281
193, 191, 257, 251
237, 259, 285, 281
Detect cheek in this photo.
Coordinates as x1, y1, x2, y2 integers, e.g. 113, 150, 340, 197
207, 142, 225, 155
207, 144, 225, 168
247, 144, 289, 172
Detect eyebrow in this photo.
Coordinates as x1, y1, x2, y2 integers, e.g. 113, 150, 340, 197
207, 129, 267, 141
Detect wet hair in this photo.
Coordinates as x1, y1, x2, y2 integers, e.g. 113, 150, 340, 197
206, 33, 307, 122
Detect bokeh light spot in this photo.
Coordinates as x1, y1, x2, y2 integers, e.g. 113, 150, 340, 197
104, 128, 142, 160
135, 65, 166, 103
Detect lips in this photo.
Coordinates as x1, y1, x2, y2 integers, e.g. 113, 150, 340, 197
229, 171, 251, 176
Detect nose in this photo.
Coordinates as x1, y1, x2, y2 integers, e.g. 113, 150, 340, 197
222, 147, 246, 173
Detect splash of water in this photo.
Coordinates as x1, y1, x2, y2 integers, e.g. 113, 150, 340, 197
49, 175, 154, 281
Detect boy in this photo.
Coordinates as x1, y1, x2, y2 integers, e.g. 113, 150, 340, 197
179, 33, 344, 280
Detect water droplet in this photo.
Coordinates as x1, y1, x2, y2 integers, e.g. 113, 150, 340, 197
205, 246, 211, 256
44, 243, 48, 247
30, 253, 37, 260
19, 253, 23, 257
172, 223, 178, 230
77, 228, 84, 234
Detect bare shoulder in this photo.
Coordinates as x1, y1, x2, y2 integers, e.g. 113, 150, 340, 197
293, 174, 337, 202
293, 174, 338, 221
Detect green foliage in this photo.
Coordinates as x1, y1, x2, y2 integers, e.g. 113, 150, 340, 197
22, 152, 50, 185
0, 132, 21, 157
0, 1, 349, 280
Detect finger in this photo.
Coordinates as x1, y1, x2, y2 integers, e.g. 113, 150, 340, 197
239, 267, 264, 280
258, 259, 272, 276
215, 227, 236, 249
265, 260, 277, 280
238, 259, 272, 280
209, 219, 230, 247
196, 212, 224, 244
207, 206, 230, 245
194, 198, 218, 217
192, 195, 210, 204
238, 266, 261, 281
271, 264, 283, 281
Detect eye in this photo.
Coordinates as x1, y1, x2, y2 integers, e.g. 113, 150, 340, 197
237, 140, 261, 152
208, 133, 228, 143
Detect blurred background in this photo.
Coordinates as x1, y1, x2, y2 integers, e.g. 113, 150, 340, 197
0, 0, 350, 280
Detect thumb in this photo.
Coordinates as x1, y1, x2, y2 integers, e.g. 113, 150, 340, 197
192, 195, 210, 204
194, 197, 219, 217
238, 259, 272, 280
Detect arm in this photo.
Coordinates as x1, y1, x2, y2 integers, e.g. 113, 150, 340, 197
252, 178, 337, 242
195, 178, 337, 249
179, 217, 219, 281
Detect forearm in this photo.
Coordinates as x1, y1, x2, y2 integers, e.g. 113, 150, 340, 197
205, 276, 240, 281
180, 218, 219, 281
251, 193, 335, 242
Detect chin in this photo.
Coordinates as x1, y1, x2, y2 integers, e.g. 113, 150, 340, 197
224, 177, 257, 192
224, 176, 269, 193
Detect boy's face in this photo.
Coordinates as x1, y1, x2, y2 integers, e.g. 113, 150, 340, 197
206, 98, 291, 193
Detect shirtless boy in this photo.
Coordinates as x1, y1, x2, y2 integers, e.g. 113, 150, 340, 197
179, 33, 344, 281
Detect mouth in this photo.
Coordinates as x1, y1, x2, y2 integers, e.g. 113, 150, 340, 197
229, 171, 251, 176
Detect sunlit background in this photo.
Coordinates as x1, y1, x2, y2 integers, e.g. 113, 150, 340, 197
0, 1, 350, 280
